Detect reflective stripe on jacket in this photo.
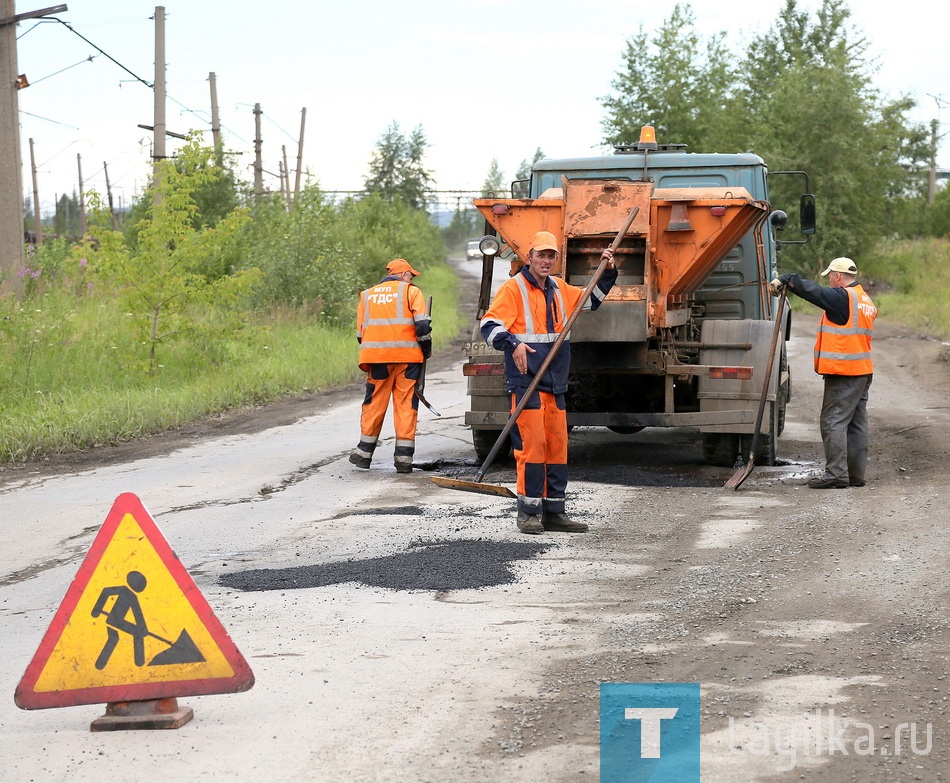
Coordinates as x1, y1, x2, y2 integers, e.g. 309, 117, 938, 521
357, 278, 430, 369
814, 284, 877, 376
480, 265, 617, 394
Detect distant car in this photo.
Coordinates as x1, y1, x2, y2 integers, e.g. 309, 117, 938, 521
466, 239, 482, 260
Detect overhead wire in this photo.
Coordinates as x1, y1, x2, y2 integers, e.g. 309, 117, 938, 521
20, 13, 297, 196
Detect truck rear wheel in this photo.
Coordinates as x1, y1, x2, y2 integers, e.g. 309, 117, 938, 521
702, 433, 741, 468
472, 429, 511, 463
753, 400, 780, 466
777, 347, 789, 437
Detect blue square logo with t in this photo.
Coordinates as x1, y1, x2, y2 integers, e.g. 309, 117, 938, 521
600, 682, 700, 783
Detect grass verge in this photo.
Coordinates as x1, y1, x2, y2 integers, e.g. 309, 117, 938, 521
0, 261, 461, 462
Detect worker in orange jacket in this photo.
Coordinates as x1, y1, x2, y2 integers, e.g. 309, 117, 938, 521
771, 257, 878, 488
350, 259, 432, 474
480, 231, 617, 534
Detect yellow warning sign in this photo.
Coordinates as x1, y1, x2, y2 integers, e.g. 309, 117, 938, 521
16, 493, 254, 709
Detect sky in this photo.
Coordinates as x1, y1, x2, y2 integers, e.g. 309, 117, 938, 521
13, 0, 949, 219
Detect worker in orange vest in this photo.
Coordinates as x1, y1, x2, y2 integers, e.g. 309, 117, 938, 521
481, 231, 617, 534
350, 259, 432, 474
771, 257, 878, 488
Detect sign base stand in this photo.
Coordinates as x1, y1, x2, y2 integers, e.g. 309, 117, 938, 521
90, 697, 194, 731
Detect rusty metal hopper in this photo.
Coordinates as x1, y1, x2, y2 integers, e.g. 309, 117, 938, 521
648, 187, 769, 328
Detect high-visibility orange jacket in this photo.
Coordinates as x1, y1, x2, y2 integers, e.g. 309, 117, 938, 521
814, 284, 877, 376
480, 265, 617, 394
356, 277, 431, 371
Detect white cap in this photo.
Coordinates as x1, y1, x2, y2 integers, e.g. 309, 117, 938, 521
821, 257, 858, 276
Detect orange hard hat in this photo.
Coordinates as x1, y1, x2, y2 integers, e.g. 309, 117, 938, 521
529, 231, 559, 253
387, 258, 420, 276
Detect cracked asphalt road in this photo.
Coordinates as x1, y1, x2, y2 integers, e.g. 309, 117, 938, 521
1, 259, 948, 782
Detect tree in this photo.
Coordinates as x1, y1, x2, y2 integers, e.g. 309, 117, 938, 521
189, 145, 243, 229
599, 0, 928, 271
600, 3, 738, 151
481, 158, 506, 197
927, 184, 950, 238
363, 122, 434, 210
53, 193, 81, 240
515, 148, 545, 181
442, 205, 480, 250
95, 140, 255, 375
742, 0, 927, 267
513, 148, 545, 197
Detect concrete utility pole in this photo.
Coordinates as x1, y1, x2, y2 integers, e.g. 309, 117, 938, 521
281, 144, 291, 207
0, 3, 67, 292
76, 153, 86, 237
253, 102, 263, 198
928, 119, 938, 205
293, 107, 306, 209
103, 161, 116, 231
29, 138, 42, 246
209, 71, 222, 166
1, 0, 27, 293
152, 5, 166, 200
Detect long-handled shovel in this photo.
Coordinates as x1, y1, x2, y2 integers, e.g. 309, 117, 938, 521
415, 296, 441, 417
725, 287, 787, 490
432, 204, 640, 497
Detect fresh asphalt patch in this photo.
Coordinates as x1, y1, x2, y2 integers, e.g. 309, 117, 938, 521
219, 538, 552, 593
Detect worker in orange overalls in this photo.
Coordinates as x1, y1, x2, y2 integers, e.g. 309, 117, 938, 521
771, 257, 878, 488
480, 231, 617, 534
350, 259, 431, 474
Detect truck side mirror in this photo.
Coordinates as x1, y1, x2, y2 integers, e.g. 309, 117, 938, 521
800, 194, 816, 235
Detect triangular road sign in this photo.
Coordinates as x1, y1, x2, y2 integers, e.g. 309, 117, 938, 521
16, 492, 254, 709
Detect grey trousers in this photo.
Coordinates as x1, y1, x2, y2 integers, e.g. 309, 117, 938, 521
819, 374, 872, 482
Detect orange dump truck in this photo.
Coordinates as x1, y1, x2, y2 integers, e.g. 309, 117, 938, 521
463, 131, 815, 466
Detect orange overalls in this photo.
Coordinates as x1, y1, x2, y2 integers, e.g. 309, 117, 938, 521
480, 266, 616, 515
354, 277, 431, 471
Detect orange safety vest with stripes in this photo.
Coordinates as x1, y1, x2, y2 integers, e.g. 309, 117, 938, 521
480, 266, 616, 394
813, 284, 877, 376
356, 278, 429, 370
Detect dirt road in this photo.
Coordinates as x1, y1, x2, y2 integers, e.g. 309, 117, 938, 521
1, 261, 948, 782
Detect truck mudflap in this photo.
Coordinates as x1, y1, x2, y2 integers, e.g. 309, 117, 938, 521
698, 318, 785, 435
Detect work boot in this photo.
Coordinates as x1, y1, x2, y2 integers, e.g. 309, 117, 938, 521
541, 511, 588, 533
349, 452, 371, 469
849, 477, 866, 488
517, 511, 543, 535
395, 463, 412, 474
806, 475, 848, 489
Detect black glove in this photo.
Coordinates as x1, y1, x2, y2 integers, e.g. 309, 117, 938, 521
419, 338, 432, 359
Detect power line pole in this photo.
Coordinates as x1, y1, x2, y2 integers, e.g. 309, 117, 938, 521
293, 107, 306, 209
77, 153, 86, 237
927, 94, 949, 205
0, 3, 66, 293
103, 161, 116, 231
209, 71, 222, 166
1, 0, 25, 292
29, 138, 42, 246
253, 102, 263, 198
281, 144, 291, 207
152, 5, 166, 201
